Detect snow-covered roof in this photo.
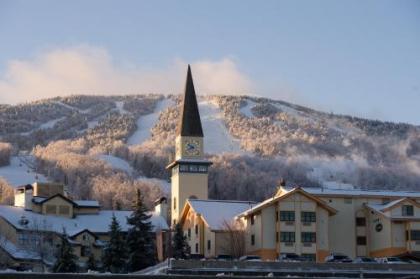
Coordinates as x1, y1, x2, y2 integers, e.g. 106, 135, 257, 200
297, 187, 420, 198
0, 235, 41, 261
366, 198, 406, 212
0, 205, 168, 236
74, 200, 100, 207
186, 199, 257, 230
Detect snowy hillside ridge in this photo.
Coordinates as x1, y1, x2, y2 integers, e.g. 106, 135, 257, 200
0, 94, 420, 209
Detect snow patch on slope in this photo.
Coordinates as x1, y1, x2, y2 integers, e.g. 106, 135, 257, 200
240, 99, 258, 118
115, 101, 129, 114
128, 98, 174, 145
199, 100, 244, 154
137, 176, 170, 194
0, 156, 47, 187
97, 154, 134, 175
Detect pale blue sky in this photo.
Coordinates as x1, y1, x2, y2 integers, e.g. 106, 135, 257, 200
0, 0, 419, 124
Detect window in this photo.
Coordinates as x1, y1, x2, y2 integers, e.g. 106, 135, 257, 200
187, 228, 191, 239
357, 236, 367, 245
410, 230, 420, 241
356, 217, 366, 227
195, 243, 198, 253
301, 232, 316, 243
402, 205, 414, 216
179, 164, 189, 172
81, 246, 91, 257
275, 211, 279, 222
276, 232, 279, 243
207, 240, 211, 250
279, 211, 295, 222
189, 165, 198, 172
301, 254, 316, 262
251, 234, 255, 246
280, 232, 295, 243
173, 198, 176, 210
59, 205, 70, 215
46, 205, 56, 214
250, 214, 255, 225
198, 165, 208, 173
301, 212, 316, 223
195, 225, 198, 235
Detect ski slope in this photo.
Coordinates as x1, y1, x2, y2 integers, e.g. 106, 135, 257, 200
97, 154, 134, 175
0, 156, 47, 187
199, 100, 243, 154
240, 99, 258, 118
127, 98, 174, 145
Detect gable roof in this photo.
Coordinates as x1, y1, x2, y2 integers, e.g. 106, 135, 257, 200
365, 198, 420, 220
177, 65, 203, 137
180, 199, 257, 230
236, 187, 337, 218
32, 193, 77, 206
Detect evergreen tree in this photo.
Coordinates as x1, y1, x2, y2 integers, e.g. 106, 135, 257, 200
102, 214, 127, 273
126, 189, 155, 272
87, 254, 96, 271
172, 223, 190, 259
52, 229, 78, 273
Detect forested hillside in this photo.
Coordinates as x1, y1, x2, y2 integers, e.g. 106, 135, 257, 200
1, 94, 419, 209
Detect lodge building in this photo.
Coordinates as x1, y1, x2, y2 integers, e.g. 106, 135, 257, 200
171, 65, 420, 262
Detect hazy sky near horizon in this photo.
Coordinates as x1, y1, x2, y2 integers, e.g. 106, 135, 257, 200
0, 0, 419, 124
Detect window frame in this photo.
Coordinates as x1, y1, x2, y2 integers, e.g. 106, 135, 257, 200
301, 212, 316, 223
280, 231, 295, 243
301, 232, 316, 243
279, 211, 295, 222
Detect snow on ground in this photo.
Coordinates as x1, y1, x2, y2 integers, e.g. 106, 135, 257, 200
97, 154, 134, 175
115, 101, 129, 114
39, 117, 65, 129
127, 98, 174, 145
53, 101, 91, 113
137, 176, 170, 194
240, 99, 258, 118
0, 156, 47, 187
199, 100, 243, 154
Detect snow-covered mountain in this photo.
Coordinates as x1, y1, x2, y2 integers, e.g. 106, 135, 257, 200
0, 95, 419, 208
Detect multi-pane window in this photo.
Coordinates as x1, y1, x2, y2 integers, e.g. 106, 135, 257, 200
279, 211, 295, 222
357, 236, 367, 245
410, 230, 420, 241
356, 217, 366, 227
301, 212, 316, 223
81, 246, 91, 257
251, 234, 255, 246
178, 164, 208, 173
59, 205, 69, 215
402, 205, 414, 216
301, 232, 316, 243
280, 232, 295, 243
46, 205, 56, 214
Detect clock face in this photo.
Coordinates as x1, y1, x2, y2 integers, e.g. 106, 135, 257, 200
184, 139, 201, 156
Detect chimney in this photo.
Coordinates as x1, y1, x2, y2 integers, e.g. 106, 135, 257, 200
154, 197, 168, 223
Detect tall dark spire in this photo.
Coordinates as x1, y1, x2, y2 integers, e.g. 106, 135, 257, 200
177, 65, 204, 137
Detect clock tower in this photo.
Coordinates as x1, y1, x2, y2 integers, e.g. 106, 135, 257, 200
167, 65, 212, 226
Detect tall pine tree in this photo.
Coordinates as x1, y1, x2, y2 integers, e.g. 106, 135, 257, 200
52, 229, 78, 273
172, 223, 190, 259
126, 189, 155, 272
102, 214, 127, 273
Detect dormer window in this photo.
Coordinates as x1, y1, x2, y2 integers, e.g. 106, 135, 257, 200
402, 205, 414, 216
